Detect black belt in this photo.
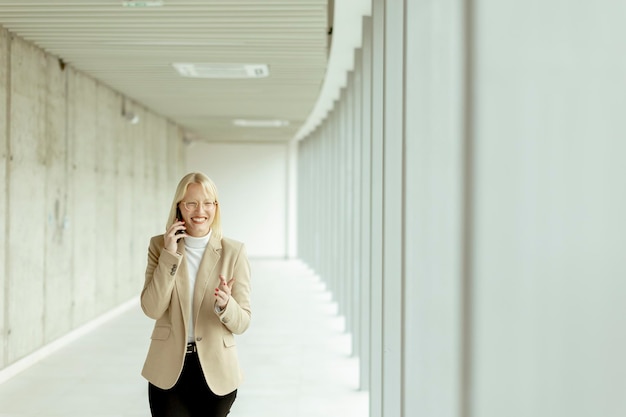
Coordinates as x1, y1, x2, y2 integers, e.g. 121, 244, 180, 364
186, 342, 197, 354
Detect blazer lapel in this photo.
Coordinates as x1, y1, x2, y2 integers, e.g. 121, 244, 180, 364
192, 233, 222, 323
174, 240, 191, 332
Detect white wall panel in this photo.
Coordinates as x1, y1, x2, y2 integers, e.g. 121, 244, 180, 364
369, 1, 385, 414
336, 89, 349, 322
357, 17, 373, 392
472, 1, 626, 416
286, 139, 298, 258
185, 141, 288, 258
349, 61, 363, 357
381, 1, 404, 416
403, 1, 465, 416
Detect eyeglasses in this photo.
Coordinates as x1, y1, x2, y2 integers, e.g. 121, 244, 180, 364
180, 201, 218, 211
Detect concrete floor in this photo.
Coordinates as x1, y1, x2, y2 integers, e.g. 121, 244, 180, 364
0, 259, 368, 417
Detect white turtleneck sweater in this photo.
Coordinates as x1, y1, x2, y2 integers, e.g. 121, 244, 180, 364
183, 230, 212, 343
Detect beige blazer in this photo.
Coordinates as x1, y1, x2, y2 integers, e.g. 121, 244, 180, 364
140, 233, 251, 395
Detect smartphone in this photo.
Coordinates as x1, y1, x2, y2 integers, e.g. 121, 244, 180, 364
175, 207, 184, 235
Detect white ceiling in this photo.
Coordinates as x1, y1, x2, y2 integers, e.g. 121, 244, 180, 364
0, 0, 330, 143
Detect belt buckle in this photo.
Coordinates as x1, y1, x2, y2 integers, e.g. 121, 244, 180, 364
186, 343, 197, 354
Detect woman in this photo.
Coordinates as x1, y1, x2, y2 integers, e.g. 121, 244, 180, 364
140, 172, 251, 417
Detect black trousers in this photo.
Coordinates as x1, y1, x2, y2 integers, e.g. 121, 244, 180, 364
148, 352, 237, 417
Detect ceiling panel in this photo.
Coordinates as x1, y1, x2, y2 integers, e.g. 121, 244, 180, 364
0, 0, 329, 143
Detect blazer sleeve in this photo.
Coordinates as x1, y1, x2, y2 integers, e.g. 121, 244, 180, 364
140, 235, 183, 320
216, 242, 252, 335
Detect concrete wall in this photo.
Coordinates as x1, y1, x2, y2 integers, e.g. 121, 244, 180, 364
298, 1, 626, 416
0, 29, 185, 370
0, 26, 8, 370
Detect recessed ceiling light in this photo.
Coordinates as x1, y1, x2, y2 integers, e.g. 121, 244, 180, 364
233, 119, 289, 128
172, 63, 269, 79
122, 1, 164, 7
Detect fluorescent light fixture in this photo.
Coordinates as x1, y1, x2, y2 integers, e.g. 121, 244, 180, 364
122, 1, 164, 7
172, 63, 269, 79
233, 119, 289, 128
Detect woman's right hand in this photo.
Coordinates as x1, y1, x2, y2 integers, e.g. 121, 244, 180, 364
164, 220, 186, 253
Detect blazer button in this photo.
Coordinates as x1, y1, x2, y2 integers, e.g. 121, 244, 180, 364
196, 337, 202, 342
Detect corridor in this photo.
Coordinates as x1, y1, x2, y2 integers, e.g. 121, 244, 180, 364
0, 260, 368, 417
2, 1, 626, 416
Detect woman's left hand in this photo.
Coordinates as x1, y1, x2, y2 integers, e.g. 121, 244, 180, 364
215, 275, 236, 309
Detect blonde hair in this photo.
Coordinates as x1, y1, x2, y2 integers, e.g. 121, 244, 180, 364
166, 172, 222, 240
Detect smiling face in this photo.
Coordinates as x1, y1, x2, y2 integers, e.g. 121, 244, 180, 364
178, 182, 217, 237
